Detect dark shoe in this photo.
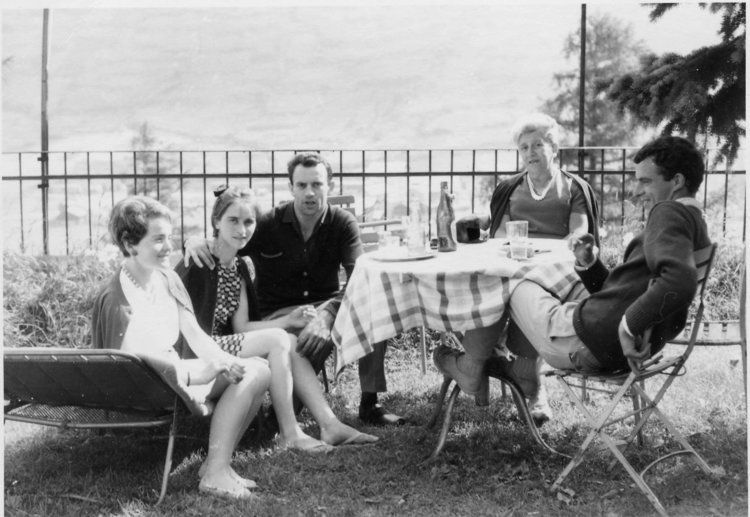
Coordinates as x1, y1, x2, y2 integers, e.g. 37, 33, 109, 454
358, 403, 406, 426
486, 355, 552, 426
528, 398, 552, 427
432, 345, 486, 395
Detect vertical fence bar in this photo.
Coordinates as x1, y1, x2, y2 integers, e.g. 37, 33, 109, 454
383, 150, 389, 221
604, 149, 605, 203
132, 151, 138, 194
338, 150, 343, 195
361, 150, 366, 220
621, 150, 626, 228
64, 153, 70, 254
248, 151, 253, 189
471, 150, 476, 212
702, 155, 709, 210
225, 151, 230, 186
406, 150, 411, 215
428, 150, 433, 240
722, 167, 729, 238
494, 149, 498, 187
156, 151, 161, 199
449, 150, 454, 191
271, 151, 276, 207
179, 151, 185, 246
18, 154, 25, 252
202, 151, 207, 238
109, 152, 114, 206
86, 152, 92, 247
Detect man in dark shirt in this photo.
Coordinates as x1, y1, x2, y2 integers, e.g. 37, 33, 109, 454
435, 136, 711, 390
186, 152, 404, 426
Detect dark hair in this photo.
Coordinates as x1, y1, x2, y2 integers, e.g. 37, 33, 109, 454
286, 152, 333, 183
109, 196, 172, 256
633, 136, 705, 194
210, 185, 261, 237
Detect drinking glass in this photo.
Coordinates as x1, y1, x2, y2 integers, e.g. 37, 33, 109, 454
506, 220, 529, 243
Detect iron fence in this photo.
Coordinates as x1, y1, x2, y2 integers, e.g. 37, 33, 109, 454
2, 147, 745, 255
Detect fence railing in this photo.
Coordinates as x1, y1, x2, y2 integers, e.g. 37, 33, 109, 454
2, 147, 745, 255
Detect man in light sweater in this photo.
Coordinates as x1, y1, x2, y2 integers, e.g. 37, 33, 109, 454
435, 135, 711, 389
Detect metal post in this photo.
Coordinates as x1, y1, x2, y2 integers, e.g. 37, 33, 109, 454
39, 9, 51, 254
578, 4, 586, 176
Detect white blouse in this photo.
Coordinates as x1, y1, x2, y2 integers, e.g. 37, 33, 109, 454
120, 267, 180, 359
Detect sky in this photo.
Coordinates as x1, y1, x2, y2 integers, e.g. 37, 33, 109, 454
0, 1, 733, 152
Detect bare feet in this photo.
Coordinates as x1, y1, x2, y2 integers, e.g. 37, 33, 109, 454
199, 462, 257, 489
321, 420, 379, 446
277, 433, 334, 454
199, 469, 254, 500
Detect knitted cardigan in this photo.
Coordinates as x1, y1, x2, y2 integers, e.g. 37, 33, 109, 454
488, 170, 600, 244
90, 268, 194, 351
174, 256, 260, 338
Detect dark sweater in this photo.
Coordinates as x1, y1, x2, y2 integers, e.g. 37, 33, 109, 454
572, 201, 711, 370
174, 256, 260, 339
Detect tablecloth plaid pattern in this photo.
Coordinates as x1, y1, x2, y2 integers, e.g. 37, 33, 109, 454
332, 239, 582, 371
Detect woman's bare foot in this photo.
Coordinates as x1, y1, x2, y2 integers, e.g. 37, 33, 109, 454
277, 433, 334, 454
320, 420, 379, 446
199, 462, 257, 489
199, 468, 254, 500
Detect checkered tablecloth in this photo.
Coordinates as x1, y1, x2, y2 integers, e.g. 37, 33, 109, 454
332, 238, 582, 371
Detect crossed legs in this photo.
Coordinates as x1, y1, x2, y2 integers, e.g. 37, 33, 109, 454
199, 357, 270, 499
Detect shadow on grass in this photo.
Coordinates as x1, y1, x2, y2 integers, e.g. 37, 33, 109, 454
5, 383, 748, 516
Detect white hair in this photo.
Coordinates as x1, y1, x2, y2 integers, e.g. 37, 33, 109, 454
511, 113, 560, 147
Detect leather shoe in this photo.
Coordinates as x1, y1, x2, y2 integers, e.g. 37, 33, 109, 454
528, 397, 552, 427
358, 403, 406, 426
433, 345, 486, 395
486, 355, 552, 426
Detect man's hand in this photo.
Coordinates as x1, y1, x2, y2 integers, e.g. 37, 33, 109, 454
568, 233, 598, 268
283, 305, 317, 330
296, 312, 334, 363
183, 236, 215, 269
618, 318, 650, 366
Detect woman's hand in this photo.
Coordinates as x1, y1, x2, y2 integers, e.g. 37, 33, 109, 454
206, 356, 246, 384
283, 305, 317, 329
222, 359, 246, 384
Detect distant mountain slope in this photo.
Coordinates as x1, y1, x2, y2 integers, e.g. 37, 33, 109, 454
2, 6, 571, 151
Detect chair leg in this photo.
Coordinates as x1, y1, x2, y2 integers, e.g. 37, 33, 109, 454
631, 387, 716, 476
631, 381, 644, 447
156, 405, 179, 506
425, 384, 461, 462
427, 377, 453, 429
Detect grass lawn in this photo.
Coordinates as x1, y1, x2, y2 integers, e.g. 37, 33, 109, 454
4, 337, 747, 517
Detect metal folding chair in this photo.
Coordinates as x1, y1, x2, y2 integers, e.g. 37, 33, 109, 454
547, 243, 720, 517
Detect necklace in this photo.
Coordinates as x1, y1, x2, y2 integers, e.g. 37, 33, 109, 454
122, 265, 157, 303
527, 170, 557, 201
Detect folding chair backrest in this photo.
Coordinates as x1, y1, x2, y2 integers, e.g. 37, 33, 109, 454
328, 195, 355, 215
4, 348, 177, 413
682, 243, 718, 357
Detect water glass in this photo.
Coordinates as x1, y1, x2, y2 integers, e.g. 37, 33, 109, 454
506, 220, 529, 243
510, 241, 531, 260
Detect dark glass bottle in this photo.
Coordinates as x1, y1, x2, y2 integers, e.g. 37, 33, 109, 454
436, 181, 457, 252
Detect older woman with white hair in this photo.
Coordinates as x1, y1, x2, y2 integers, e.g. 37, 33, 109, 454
445, 113, 600, 426
488, 112, 599, 240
